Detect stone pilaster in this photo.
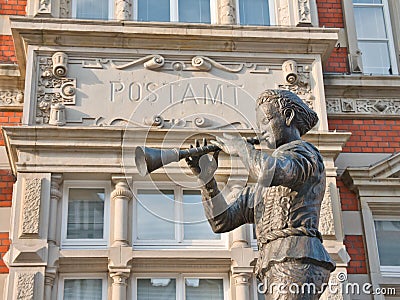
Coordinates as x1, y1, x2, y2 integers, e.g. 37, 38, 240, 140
110, 270, 130, 300
111, 176, 133, 247
44, 271, 56, 300
114, 0, 132, 21
232, 272, 252, 300
48, 174, 63, 245
217, 0, 236, 25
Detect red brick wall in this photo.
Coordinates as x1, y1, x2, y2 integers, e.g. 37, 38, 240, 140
337, 178, 359, 211
316, 0, 349, 73
0, 0, 26, 15
0, 35, 16, 63
344, 235, 368, 274
0, 232, 10, 273
0, 111, 22, 146
0, 170, 14, 207
328, 119, 400, 153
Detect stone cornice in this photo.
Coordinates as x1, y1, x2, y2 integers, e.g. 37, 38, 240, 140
2, 126, 350, 176
343, 153, 400, 196
324, 74, 400, 97
10, 17, 339, 77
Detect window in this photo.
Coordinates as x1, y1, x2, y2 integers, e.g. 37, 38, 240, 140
135, 0, 216, 23
374, 220, 400, 271
72, 0, 113, 20
133, 274, 227, 300
61, 181, 110, 249
237, 0, 274, 26
133, 184, 225, 248
352, 0, 398, 74
58, 274, 107, 300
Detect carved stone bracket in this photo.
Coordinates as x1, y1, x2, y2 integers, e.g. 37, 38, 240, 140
36, 52, 76, 125
37, 0, 51, 15
326, 98, 400, 116
279, 61, 314, 109
296, 0, 312, 26
0, 90, 24, 107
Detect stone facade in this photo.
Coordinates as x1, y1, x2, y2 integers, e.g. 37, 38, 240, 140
0, 0, 399, 299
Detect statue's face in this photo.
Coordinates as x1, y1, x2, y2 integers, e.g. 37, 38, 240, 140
256, 102, 287, 149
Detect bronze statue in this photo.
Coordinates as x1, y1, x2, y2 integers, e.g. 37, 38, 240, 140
186, 89, 335, 299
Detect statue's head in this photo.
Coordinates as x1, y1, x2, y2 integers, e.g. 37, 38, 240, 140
255, 89, 318, 148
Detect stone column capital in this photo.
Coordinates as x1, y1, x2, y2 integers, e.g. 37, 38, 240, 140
232, 272, 252, 286
111, 176, 133, 200
110, 269, 131, 286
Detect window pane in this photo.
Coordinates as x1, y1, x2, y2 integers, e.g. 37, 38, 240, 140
64, 279, 102, 300
136, 189, 175, 240
183, 190, 220, 240
179, 0, 211, 23
185, 278, 224, 299
138, 0, 170, 22
353, 0, 382, 4
137, 278, 176, 300
67, 189, 105, 239
375, 221, 400, 266
239, 0, 270, 25
354, 7, 387, 39
76, 0, 109, 20
358, 41, 391, 74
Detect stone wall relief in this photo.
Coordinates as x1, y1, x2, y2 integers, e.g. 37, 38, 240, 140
326, 98, 400, 116
36, 52, 75, 126
0, 90, 24, 107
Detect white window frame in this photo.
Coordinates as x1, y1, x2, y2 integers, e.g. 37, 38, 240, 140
352, 0, 399, 74
235, 0, 275, 26
132, 182, 228, 249
58, 273, 108, 300
133, 0, 217, 24
61, 180, 111, 249
71, 0, 114, 20
373, 216, 400, 277
132, 273, 229, 300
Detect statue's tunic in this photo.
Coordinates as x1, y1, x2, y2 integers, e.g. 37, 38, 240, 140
202, 140, 335, 280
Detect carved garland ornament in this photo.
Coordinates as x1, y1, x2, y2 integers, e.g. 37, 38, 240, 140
36, 52, 76, 124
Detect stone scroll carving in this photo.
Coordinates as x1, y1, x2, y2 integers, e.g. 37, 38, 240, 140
326, 98, 400, 116
20, 178, 42, 238
16, 273, 36, 300
81, 55, 269, 74
0, 90, 24, 107
36, 52, 76, 125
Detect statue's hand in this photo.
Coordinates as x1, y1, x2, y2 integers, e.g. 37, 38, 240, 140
186, 139, 220, 184
211, 134, 248, 157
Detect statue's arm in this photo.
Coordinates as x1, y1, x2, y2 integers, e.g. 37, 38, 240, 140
238, 143, 318, 187
200, 178, 255, 233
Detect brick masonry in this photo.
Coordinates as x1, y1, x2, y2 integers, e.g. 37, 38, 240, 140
0, 35, 16, 63
0, 170, 14, 207
344, 235, 368, 274
328, 118, 400, 153
0, 0, 26, 15
0, 232, 10, 273
316, 0, 349, 73
0, 111, 22, 146
336, 177, 359, 211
